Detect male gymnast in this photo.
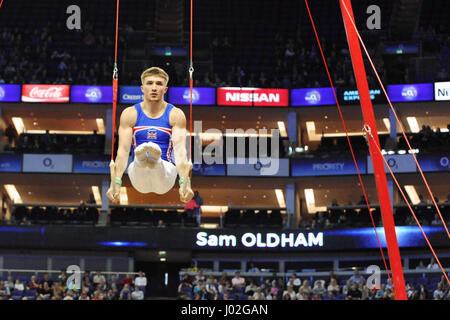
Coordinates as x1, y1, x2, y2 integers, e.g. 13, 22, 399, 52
107, 67, 194, 203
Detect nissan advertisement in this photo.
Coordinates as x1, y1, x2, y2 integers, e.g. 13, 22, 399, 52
217, 87, 289, 107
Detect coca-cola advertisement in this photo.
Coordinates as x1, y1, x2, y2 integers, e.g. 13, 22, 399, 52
21, 84, 70, 103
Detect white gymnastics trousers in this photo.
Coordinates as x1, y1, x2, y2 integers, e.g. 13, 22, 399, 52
127, 158, 178, 194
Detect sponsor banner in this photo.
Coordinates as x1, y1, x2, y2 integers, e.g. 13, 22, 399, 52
217, 87, 289, 107
338, 87, 384, 104
434, 81, 450, 101
73, 155, 111, 174
290, 87, 336, 106
168, 87, 215, 105
21, 85, 70, 103
119, 86, 144, 104
367, 154, 416, 174
387, 83, 433, 102
70, 86, 113, 103
226, 158, 289, 176
192, 163, 226, 176
416, 154, 450, 172
22, 154, 72, 173
0, 84, 21, 102
0, 154, 22, 172
291, 157, 366, 176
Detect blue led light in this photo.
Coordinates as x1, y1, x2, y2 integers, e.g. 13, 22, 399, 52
0, 227, 41, 233
326, 226, 444, 248
97, 241, 148, 247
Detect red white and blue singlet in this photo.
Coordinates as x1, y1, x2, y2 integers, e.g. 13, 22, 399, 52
131, 102, 175, 165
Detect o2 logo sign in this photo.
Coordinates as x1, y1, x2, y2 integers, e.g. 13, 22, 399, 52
305, 90, 321, 105
387, 158, 398, 170
43, 158, 54, 169
401, 86, 418, 100
0, 87, 5, 100
85, 87, 102, 103
440, 156, 449, 169
183, 89, 200, 103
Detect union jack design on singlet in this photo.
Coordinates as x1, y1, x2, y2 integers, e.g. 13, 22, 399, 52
131, 102, 175, 164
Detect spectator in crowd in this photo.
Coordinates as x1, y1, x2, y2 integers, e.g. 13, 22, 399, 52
131, 285, 144, 300
184, 197, 199, 225
299, 279, 312, 297
312, 280, 326, 297
27, 275, 40, 290
433, 284, 445, 300
38, 281, 53, 299
247, 263, 260, 273
296, 287, 309, 300
346, 282, 362, 300
63, 290, 75, 300
5, 276, 15, 292
121, 274, 134, 287
134, 271, 147, 290
193, 270, 206, 286
427, 258, 440, 270
282, 285, 297, 300
57, 270, 68, 285
348, 269, 365, 285
416, 260, 426, 269
79, 291, 90, 300
231, 271, 245, 289
205, 275, 218, 299
91, 289, 104, 300
375, 283, 386, 300
361, 285, 371, 300
0, 281, 11, 299
244, 279, 258, 296
193, 279, 206, 298
270, 280, 280, 299
327, 278, 340, 296
178, 274, 193, 294
119, 283, 132, 300
93, 271, 106, 287
253, 287, 265, 300
193, 191, 203, 226
109, 274, 120, 292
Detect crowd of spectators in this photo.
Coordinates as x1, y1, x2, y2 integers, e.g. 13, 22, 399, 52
0, 20, 448, 89
299, 195, 450, 230
13, 199, 99, 225
0, 270, 147, 300
402, 125, 450, 154
0, 24, 118, 86
313, 124, 450, 158
177, 264, 450, 300
0, 129, 104, 155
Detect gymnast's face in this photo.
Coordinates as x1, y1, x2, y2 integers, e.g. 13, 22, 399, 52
141, 75, 168, 102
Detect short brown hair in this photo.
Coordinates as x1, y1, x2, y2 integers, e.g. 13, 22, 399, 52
140, 67, 169, 85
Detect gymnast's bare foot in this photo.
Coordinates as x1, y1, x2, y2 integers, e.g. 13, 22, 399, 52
143, 142, 162, 168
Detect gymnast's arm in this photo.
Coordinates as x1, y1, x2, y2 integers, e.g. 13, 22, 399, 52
170, 107, 194, 203
107, 106, 136, 202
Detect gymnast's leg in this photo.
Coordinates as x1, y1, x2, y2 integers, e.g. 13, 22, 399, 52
128, 142, 177, 194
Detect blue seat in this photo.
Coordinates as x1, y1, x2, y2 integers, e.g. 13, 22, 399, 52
11, 290, 24, 300
25, 290, 37, 298
416, 278, 428, 285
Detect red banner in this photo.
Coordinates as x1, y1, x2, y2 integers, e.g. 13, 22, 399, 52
21, 85, 70, 103
217, 87, 289, 106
